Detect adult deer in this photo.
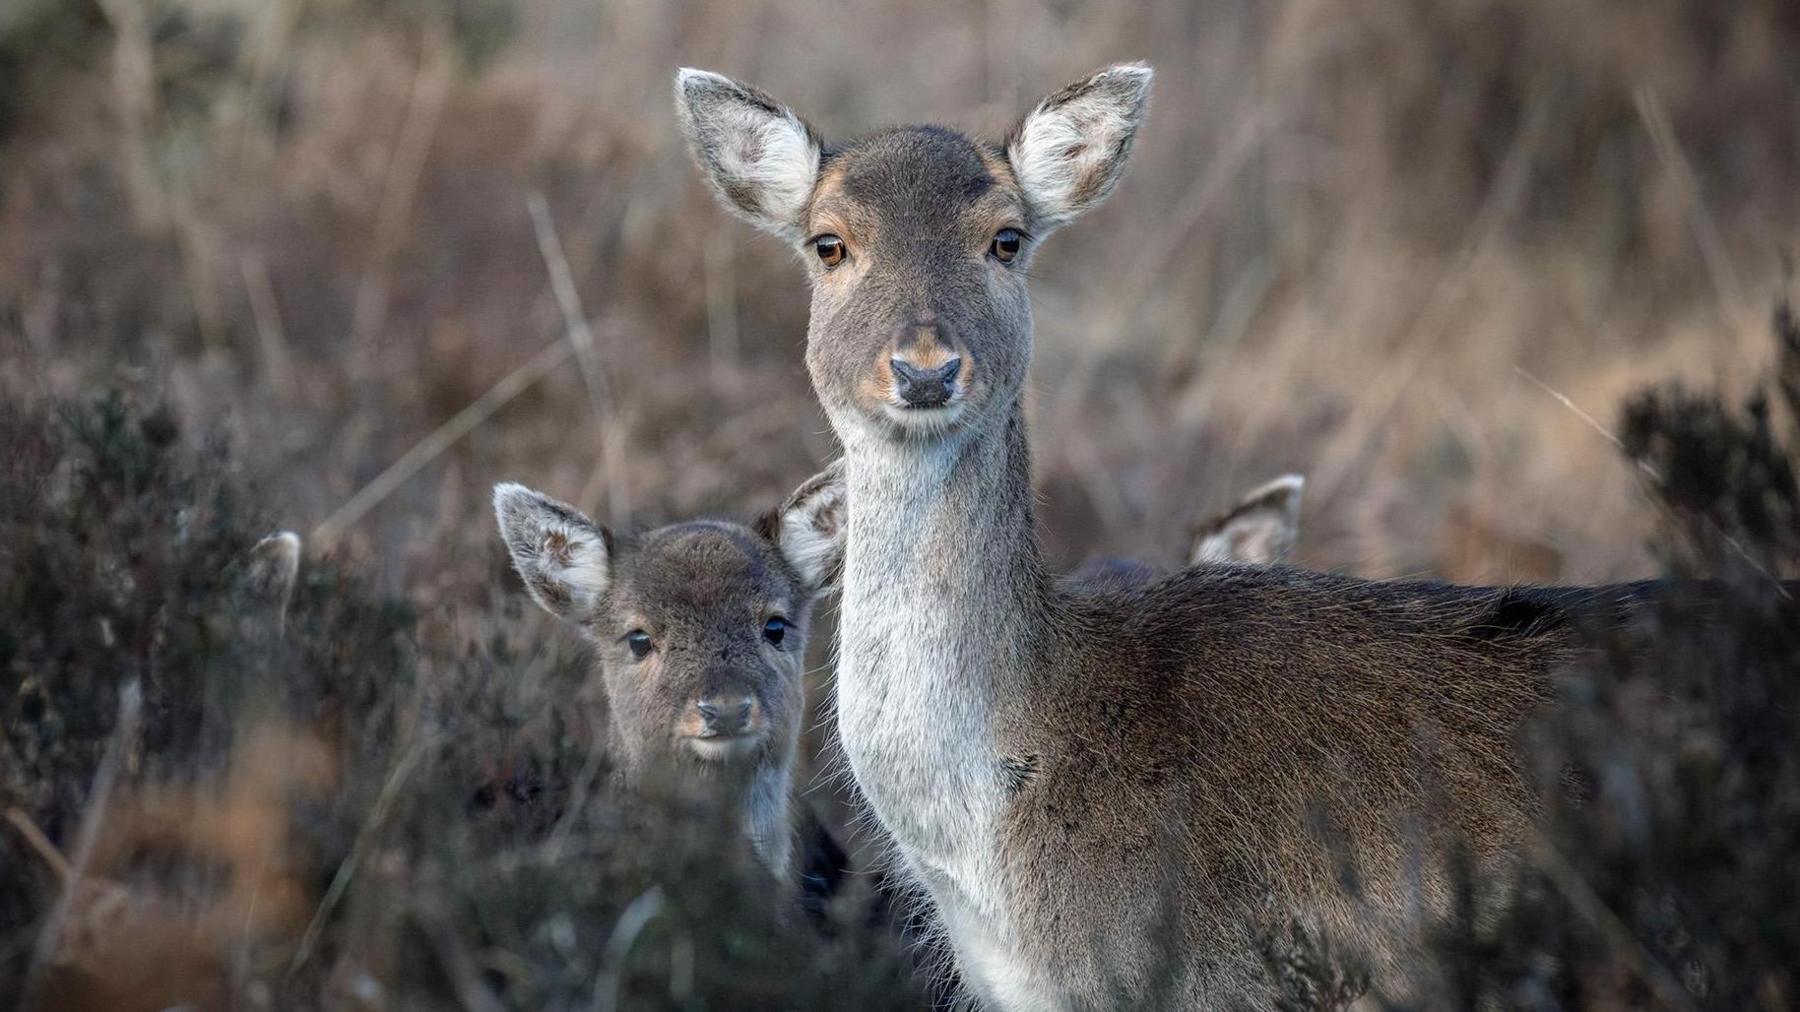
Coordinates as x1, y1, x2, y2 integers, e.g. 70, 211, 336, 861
677, 64, 1645, 1007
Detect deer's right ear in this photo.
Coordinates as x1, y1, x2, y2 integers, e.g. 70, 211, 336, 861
675, 68, 822, 243
1190, 474, 1304, 566
493, 483, 613, 623
760, 461, 847, 597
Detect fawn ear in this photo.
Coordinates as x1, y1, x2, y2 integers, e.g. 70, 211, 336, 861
676, 68, 822, 243
240, 531, 301, 636
759, 460, 847, 597
1191, 475, 1304, 566
1006, 63, 1153, 235
493, 483, 613, 623
244, 531, 301, 604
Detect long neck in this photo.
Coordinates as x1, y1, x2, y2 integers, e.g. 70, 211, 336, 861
744, 761, 795, 883
834, 402, 1049, 866
841, 406, 1048, 696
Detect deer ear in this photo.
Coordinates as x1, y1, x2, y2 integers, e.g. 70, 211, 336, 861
493, 483, 613, 623
760, 461, 847, 597
676, 68, 822, 243
243, 531, 301, 604
1191, 475, 1304, 566
239, 531, 301, 637
1006, 63, 1153, 235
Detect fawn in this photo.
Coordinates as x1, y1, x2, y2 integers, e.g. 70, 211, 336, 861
493, 477, 842, 892
677, 64, 1668, 1007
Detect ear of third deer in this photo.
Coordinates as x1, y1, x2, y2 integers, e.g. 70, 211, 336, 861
492, 473, 843, 901
673, 64, 1779, 1008
1070, 473, 1306, 591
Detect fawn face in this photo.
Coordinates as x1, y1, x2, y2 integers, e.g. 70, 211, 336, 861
677, 65, 1151, 443
493, 480, 843, 774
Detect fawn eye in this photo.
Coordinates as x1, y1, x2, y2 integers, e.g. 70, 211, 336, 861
762, 616, 789, 647
990, 228, 1022, 263
813, 235, 846, 269
624, 630, 653, 660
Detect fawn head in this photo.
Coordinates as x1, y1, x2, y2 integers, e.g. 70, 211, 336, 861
677, 65, 1152, 443
493, 474, 844, 773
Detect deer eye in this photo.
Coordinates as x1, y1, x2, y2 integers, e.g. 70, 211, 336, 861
990, 228, 1022, 264
624, 630, 653, 660
812, 235, 846, 269
762, 616, 789, 647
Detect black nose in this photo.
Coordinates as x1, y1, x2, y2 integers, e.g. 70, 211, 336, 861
696, 697, 754, 735
890, 357, 962, 408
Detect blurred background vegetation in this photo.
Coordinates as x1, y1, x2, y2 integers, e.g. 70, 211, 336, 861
1, 0, 1797, 1008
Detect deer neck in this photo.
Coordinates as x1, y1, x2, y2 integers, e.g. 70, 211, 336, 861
835, 404, 1046, 896
744, 760, 795, 883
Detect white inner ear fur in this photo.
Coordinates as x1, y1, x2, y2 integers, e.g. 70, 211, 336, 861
776, 466, 846, 593
492, 483, 611, 621
676, 68, 820, 241
1007, 64, 1152, 232
1191, 475, 1303, 566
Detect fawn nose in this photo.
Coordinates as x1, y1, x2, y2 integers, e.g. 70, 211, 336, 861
695, 695, 756, 736
890, 358, 962, 408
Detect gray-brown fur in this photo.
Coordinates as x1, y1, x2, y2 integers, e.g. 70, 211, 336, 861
492, 480, 841, 887
677, 63, 1641, 1007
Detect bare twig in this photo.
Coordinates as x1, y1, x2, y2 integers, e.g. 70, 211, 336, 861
5, 809, 74, 882
1635, 87, 1748, 331
1530, 834, 1700, 1012
288, 733, 430, 975
1052, 99, 1281, 429
19, 680, 143, 1010
526, 191, 630, 524
313, 337, 575, 544
1514, 368, 1647, 473
410, 894, 508, 1012
589, 886, 667, 1012
1516, 366, 1789, 599
350, 46, 455, 354
527, 191, 613, 421
1308, 80, 1556, 500
242, 255, 294, 397
94, 0, 166, 231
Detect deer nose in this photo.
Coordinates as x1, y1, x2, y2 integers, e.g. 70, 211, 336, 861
890, 357, 962, 409
695, 696, 755, 736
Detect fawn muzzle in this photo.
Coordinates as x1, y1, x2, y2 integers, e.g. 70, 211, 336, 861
695, 696, 757, 737
681, 673, 768, 763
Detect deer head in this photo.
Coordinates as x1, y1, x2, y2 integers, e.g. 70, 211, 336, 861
677, 65, 1152, 445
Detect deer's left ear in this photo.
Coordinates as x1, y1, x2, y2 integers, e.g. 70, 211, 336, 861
676, 68, 823, 243
1006, 63, 1153, 235
758, 461, 846, 597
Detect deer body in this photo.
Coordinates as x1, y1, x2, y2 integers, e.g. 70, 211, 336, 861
841, 416, 1602, 1005
677, 65, 1616, 1006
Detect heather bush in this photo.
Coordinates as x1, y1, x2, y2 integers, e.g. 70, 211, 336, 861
0, 392, 918, 1009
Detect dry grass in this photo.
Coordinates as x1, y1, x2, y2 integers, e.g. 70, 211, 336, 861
4, 0, 1793, 589
1, 0, 1797, 1007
